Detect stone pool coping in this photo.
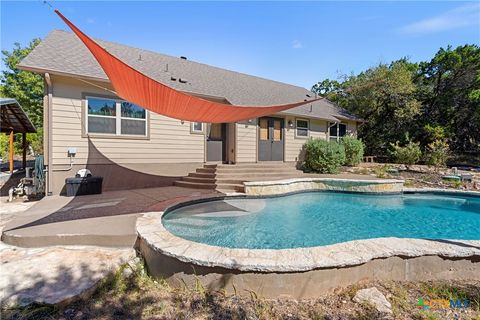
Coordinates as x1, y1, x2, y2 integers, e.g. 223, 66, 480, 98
403, 187, 480, 196
136, 187, 480, 273
243, 177, 404, 196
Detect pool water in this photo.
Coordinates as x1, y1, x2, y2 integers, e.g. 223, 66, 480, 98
162, 192, 480, 249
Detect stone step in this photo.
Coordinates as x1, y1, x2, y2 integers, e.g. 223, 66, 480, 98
181, 176, 216, 183
196, 167, 297, 174
188, 172, 216, 178
182, 176, 244, 184
178, 163, 306, 193
204, 162, 291, 169
174, 181, 216, 189
214, 172, 301, 179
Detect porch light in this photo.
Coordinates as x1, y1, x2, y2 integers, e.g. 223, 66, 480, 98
288, 120, 293, 128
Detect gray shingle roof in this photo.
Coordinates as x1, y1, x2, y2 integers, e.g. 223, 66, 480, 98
18, 29, 359, 122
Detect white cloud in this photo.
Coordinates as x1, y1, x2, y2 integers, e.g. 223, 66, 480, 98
398, 3, 480, 35
292, 40, 303, 49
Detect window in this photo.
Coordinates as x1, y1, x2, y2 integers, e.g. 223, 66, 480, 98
273, 119, 282, 141
86, 96, 147, 137
208, 123, 222, 140
296, 119, 309, 137
191, 122, 204, 133
329, 122, 347, 142
259, 118, 269, 140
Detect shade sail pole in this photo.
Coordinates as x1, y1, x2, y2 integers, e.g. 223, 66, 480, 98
54, 10, 323, 123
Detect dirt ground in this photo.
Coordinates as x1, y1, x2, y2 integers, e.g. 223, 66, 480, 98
2, 262, 479, 320
348, 163, 480, 191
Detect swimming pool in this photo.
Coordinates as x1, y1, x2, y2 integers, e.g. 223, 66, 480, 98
162, 192, 480, 249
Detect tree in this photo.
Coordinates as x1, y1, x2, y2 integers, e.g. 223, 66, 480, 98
321, 60, 421, 156
311, 79, 343, 101
416, 45, 480, 155
1, 39, 44, 128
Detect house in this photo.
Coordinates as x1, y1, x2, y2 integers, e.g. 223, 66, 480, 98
18, 30, 361, 195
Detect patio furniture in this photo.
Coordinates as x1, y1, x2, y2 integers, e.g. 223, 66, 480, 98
363, 156, 376, 163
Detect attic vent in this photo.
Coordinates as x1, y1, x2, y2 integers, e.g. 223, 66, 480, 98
179, 78, 188, 83
170, 76, 177, 81
180, 56, 187, 60
306, 94, 311, 98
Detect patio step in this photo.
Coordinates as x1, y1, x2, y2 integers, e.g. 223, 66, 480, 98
174, 181, 217, 189
182, 176, 244, 184
204, 162, 290, 169
176, 163, 305, 193
188, 172, 216, 178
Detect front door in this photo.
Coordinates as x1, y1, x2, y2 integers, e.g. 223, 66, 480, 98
206, 123, 226, 162
258, 117, 284, 161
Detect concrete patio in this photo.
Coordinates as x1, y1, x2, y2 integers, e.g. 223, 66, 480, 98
1, 186, 220, 247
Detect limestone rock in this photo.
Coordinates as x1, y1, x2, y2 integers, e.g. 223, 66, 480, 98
353, 287, 392, 314
0, 245, 135, 307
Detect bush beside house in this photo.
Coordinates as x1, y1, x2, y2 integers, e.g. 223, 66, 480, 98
303, 139, 346, 174
342, 136, 364, 166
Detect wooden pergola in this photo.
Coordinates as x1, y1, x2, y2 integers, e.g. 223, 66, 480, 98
0, 98, 36, 174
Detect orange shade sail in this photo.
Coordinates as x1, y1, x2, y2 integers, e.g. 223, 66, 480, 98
55, 10, 321, 123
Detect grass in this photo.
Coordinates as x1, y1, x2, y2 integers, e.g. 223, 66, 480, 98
2, 261, 479, 320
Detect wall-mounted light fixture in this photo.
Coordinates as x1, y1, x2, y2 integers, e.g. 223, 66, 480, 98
288, 120, 293, 128
181, 120, 185, 125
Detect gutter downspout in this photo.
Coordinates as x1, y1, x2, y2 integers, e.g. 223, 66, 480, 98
44, 73, 53, 195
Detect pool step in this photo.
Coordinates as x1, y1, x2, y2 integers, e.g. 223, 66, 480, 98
176, 163, 306, 193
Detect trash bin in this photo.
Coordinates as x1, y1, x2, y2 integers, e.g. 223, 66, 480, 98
65, 176, 103, 196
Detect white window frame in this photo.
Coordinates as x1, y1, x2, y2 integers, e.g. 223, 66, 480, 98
295, 118, 310, 138
190, 122, 204, 134
329, 122, 347, 142
85, 96, 148, 137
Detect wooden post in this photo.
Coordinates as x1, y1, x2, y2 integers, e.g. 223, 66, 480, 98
9, 130, 14, 174
22, 132, 27, 170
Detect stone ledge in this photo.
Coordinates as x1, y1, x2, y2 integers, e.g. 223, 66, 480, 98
403, 187, 480, 196
137, 209, 480, 273
243, 178, 404, 196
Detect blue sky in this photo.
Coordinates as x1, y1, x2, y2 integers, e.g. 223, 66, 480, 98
1, 1, 479, 89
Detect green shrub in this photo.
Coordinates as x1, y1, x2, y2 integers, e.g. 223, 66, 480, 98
303, 139, 346, 173
390, 140, 422, 165
342, 136, 364, 166
425, 139, 449, 167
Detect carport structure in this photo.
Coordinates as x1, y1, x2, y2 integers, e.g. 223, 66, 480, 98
0, 98, 36, 173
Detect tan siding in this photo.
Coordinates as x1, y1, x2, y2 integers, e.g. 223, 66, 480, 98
284, 116, 327, 162
236, 119, 257, 163
50, 75, 205, 166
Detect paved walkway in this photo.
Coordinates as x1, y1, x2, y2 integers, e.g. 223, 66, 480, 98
2, 186, 220, 247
